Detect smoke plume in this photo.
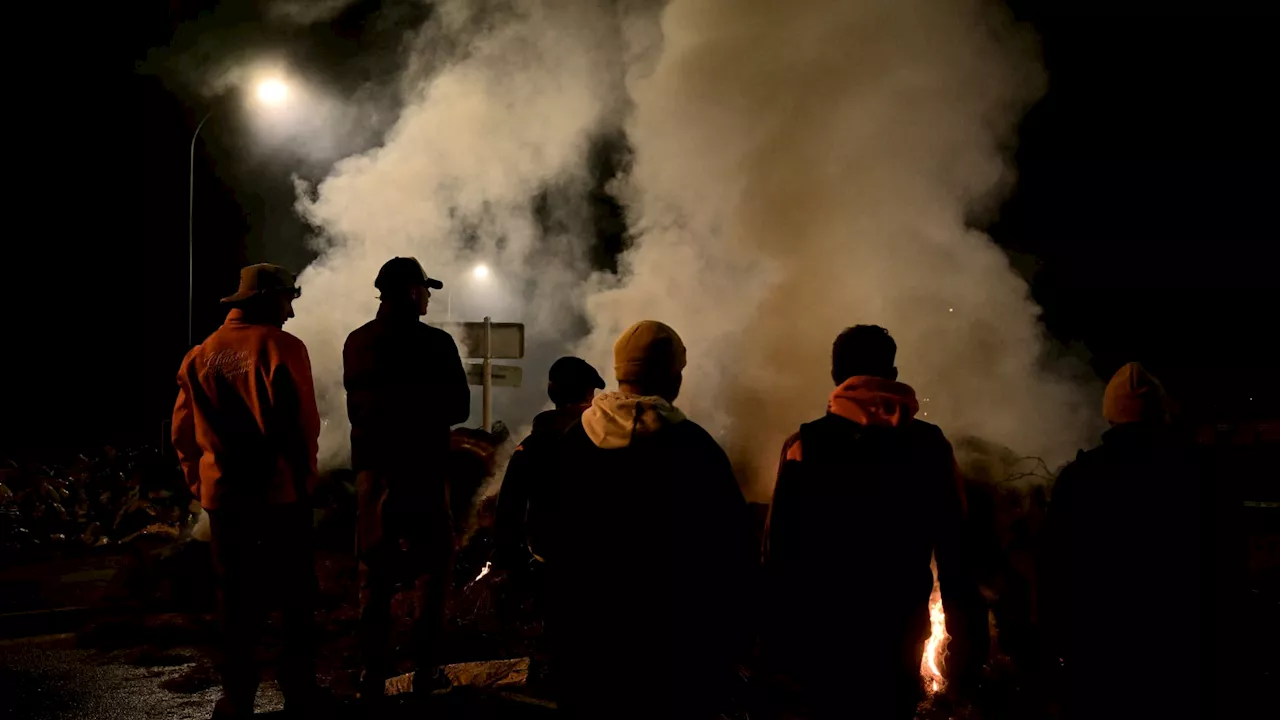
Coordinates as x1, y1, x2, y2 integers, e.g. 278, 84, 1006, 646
290, 0, 1098, 494
290, 0, 634, 469
580, 0, 1098, 497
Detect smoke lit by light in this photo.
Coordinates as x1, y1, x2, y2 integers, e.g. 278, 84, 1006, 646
473, 264, 491, 280
256, 78, 289, 106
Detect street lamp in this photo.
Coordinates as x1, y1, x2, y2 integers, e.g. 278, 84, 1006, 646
187, 77, 291, 347
446, 263, 493, 321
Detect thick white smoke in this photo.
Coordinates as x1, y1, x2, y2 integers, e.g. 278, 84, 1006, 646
291, 0, 1098, 494
580, 0, 1098, 497
290, 0, 632, 469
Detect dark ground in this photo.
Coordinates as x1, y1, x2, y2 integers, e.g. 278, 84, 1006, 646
0, 634, 553, 720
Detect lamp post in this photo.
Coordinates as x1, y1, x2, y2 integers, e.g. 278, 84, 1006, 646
188, 111, 213, 349
187, 78, 290, 347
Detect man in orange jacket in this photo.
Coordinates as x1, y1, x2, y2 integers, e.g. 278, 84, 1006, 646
172, 264, 323, 719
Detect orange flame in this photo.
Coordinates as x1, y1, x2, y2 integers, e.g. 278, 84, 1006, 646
921, 556, 949, 694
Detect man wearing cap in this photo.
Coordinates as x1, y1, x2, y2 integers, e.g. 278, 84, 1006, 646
550, 321, 752, 719
343, 256, 470, 700
492, 356, 605, 570
172, 264, 324, 718
489, 356, 605, 685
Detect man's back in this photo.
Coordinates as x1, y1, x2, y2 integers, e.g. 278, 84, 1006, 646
174, 310, 319, 509
551, 394, 750, 718
765, 414, 978, 675
1042, 423, 1209, 717
343, 308, 469, 472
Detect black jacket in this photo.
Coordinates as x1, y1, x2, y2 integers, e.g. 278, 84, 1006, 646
550, 398, 752, 719
764, 414, 988, 696
492, 405, 586, 566
343, 304, 469, 474
1041, 422, 1222, 719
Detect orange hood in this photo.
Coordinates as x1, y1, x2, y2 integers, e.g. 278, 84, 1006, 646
828, 376, 920, 427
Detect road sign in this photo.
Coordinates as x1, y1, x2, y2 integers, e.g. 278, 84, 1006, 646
465, 363, 523, 388
431, 321, 525, 359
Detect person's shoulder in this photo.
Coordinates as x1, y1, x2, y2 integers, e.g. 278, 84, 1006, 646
670, 418, 730, 458
419, 322, 458, 344
272, 327, 308, 351
345, 318, 379, 345
904, 416, 946, 440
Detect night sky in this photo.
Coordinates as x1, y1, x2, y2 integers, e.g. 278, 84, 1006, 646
2, 0, 1275, 458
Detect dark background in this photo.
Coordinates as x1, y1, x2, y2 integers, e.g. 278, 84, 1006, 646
2, 0, 1275, 458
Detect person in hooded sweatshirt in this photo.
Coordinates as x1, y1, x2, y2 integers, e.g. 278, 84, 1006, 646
550, 321, 752, 720
1040, 362, 1227, 720
762, 325, 988, 719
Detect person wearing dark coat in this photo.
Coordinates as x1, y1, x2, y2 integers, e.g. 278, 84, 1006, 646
1041, 362, 1230, 720
762, 325, 988, 720
550, 321, 753, 720
343, 257, 470, 700
492, 356, 605, 569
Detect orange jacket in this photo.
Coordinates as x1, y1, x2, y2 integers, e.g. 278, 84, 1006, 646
172, 309, 321, 509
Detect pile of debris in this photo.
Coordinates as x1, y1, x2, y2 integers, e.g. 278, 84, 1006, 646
0, 446, 194, 562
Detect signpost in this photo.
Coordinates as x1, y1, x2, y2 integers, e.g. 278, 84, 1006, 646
433, 318, 525, 432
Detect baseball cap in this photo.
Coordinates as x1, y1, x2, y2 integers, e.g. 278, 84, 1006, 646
374, 257, 444, 293
548, 356, 606, 391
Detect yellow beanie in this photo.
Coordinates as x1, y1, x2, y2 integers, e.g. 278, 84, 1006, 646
613, 321, 687, 383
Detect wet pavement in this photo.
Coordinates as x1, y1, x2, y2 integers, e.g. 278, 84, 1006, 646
0, 634, 552, 720
0, 635, 244, 720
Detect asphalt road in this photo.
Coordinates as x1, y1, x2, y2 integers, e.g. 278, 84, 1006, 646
0, 634, 554, 720
0, 635, 239, 720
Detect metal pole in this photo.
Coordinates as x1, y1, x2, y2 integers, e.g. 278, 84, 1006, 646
482, 316, 493, 433
188, 111, 213, 348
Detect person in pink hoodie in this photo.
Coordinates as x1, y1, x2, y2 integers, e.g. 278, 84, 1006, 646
762, 325, 988, 719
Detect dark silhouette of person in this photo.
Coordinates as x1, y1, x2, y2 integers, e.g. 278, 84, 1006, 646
490, 356, 605, 685
1041, 362, 1230, 719
343, 257, 470, 701
492, 356, 605, 570
762, 325, 988, 719
550, 321, 753, 719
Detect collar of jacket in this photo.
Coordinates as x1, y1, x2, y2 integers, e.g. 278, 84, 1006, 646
223, 308, 279, 328
376, 302, 422, 323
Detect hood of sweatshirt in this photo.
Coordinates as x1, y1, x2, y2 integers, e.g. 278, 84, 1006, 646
580, 392, 686, 449
828, 376, 920, 427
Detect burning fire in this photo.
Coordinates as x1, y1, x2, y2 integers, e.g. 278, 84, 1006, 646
921, 557, 950, 694
473, 561, 493, 584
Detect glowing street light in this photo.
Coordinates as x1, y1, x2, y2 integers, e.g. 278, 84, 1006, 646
447, 264, 494, 320
187, 73, 294, 346
255, 78, 289, 106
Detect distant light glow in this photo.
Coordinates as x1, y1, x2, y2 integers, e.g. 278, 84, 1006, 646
473, 264, 490, 280
948, 307, 954, 313
256, 79, 289, 106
